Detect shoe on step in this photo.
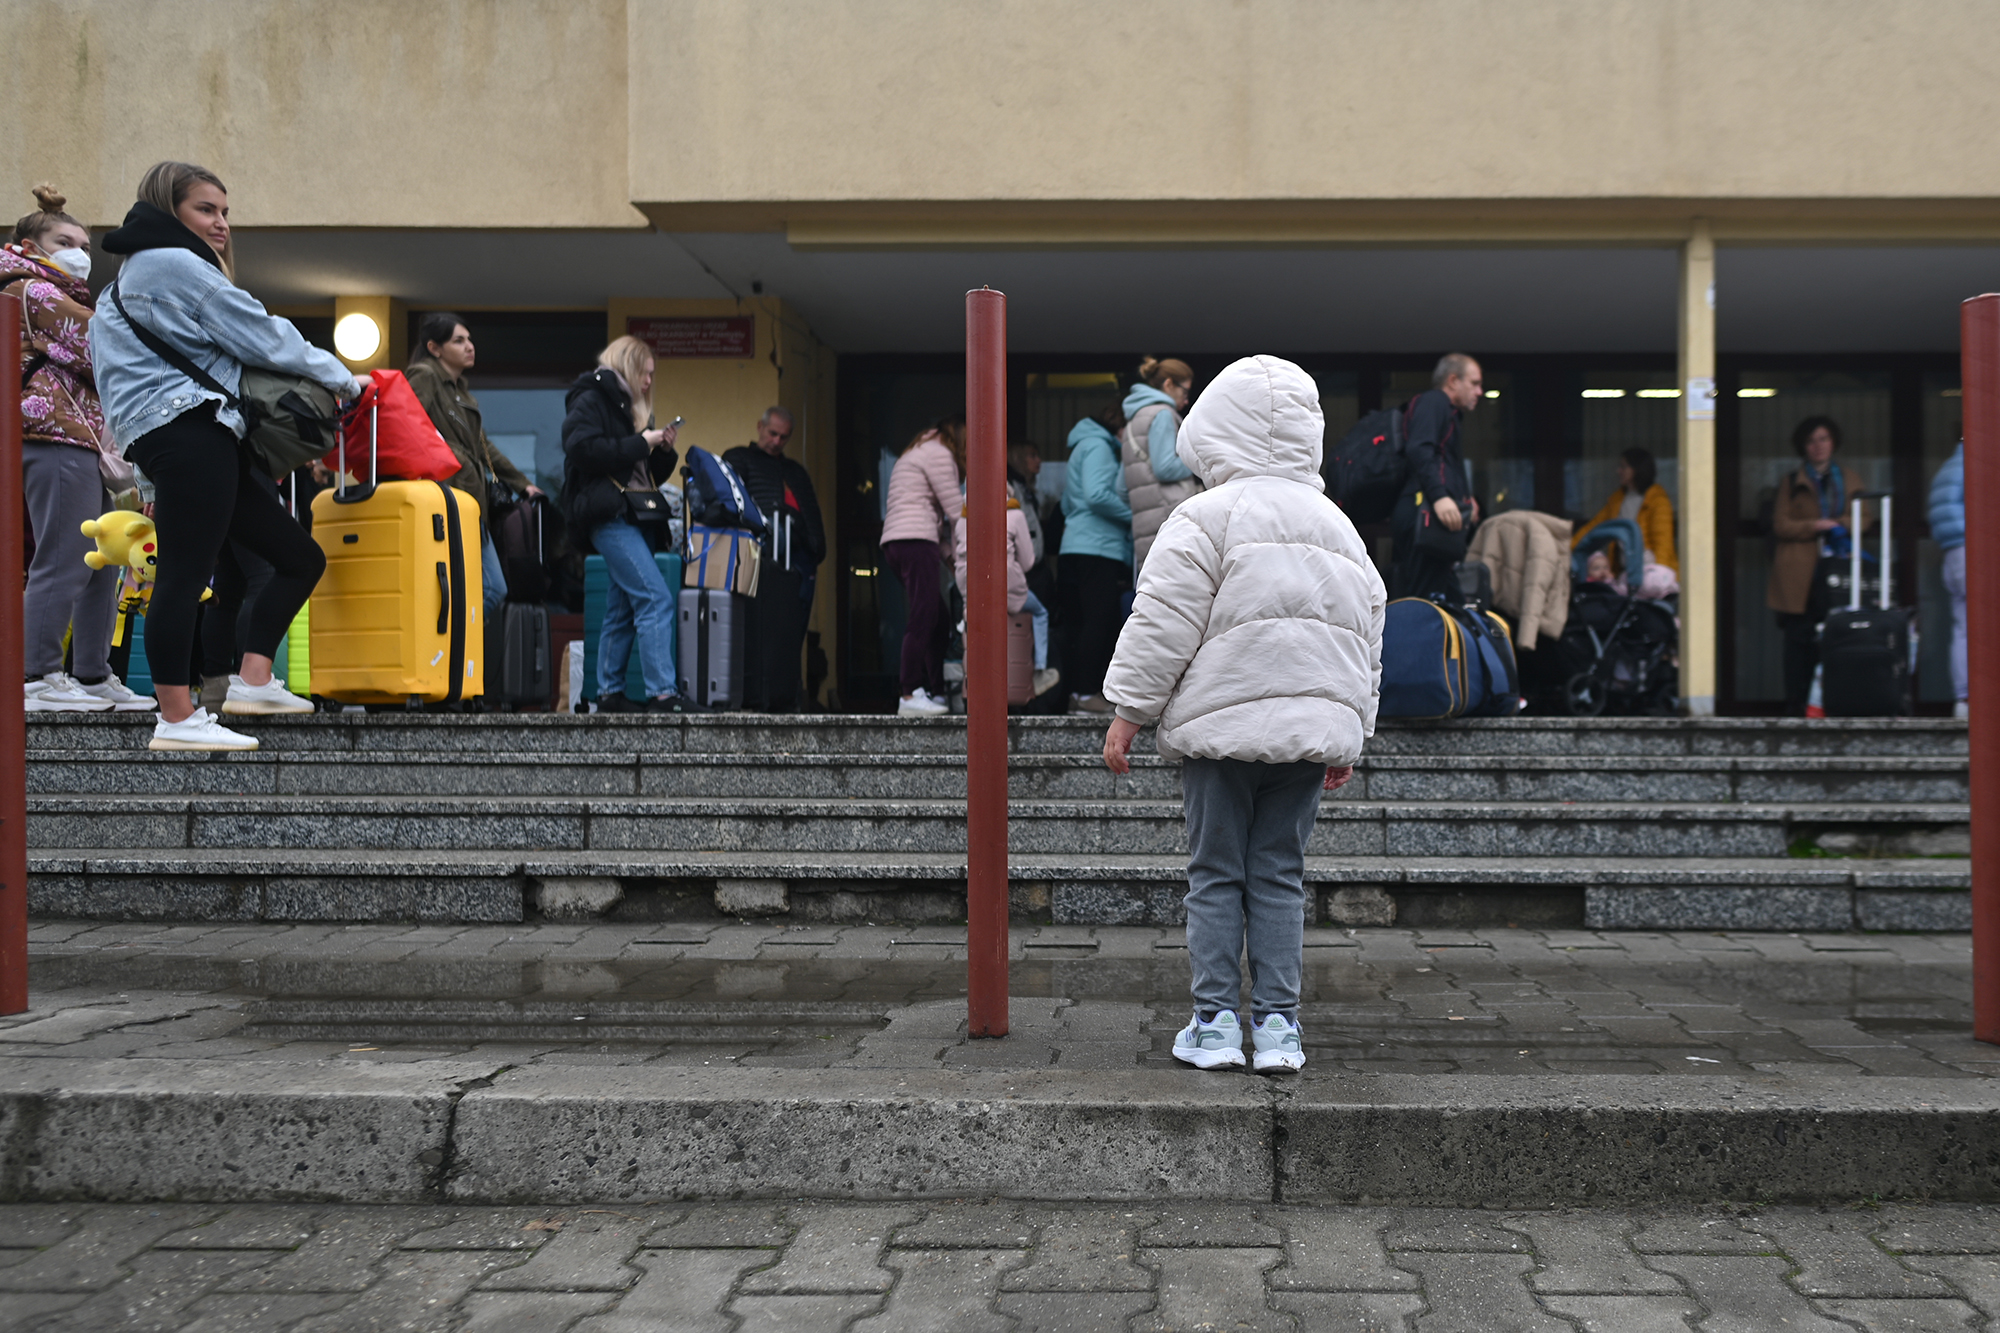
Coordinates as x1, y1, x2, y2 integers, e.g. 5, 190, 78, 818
79, 673, 157, 712
150, 707, 259, 752
898, 687, 948, 717
1071, 692, 1115, 715
1172, 1009, 1246, 1070
1251, 1012, 1306, 1073
24, 672, 114, 712
1032, 667, 1061, 698
223, 674, 314, 715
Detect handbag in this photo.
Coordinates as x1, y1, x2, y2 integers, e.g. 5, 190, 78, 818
1411, 499, 1470, 562
108, 280, 339, 480
613, 476, 671, 527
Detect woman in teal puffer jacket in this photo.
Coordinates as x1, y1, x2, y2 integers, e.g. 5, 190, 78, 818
1059, 409, 1133, 711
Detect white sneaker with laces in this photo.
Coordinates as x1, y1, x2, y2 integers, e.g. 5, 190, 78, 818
1031, 667, 1061, 698
223, 674, 315, 715
150, 707, 259, 752
1250, 1012, 1306, 1073
897, 687, 948, 717
1172, 1009, 1246, 1069
79, 673, 157, 712
24, 672, 113, 712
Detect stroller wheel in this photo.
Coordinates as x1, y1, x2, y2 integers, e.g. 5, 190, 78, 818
1565, 671, 1607, 718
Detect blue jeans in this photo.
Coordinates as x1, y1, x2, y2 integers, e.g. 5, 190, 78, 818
1023, 590, 1049, 670
481, 528, 507, 617
1181, 757, 1325, 1022
591, 518, 676, 699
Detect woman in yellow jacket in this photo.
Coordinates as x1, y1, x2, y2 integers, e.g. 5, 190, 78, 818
1573, 447, 1677, 575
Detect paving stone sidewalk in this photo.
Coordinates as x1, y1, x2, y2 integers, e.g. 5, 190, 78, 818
4, 922, 1987, 1080
0, 1198, 1994, 1331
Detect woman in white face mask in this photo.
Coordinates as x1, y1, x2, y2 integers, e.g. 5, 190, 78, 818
3, 184, 154, 714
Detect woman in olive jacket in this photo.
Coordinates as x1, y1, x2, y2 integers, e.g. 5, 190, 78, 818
406, 312, 538, 615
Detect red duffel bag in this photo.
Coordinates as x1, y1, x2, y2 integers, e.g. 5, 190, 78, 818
325, 369, 460, 483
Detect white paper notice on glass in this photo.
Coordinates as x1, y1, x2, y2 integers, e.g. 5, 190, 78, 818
1685, 377, 1717, 421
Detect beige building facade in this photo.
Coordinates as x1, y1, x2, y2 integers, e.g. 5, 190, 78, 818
8, 0, 1995, 709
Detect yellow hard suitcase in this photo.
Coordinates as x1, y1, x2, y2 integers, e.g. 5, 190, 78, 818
308, 414, 483, 705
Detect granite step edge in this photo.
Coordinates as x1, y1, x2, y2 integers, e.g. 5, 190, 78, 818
0, 1059, 1991, 1205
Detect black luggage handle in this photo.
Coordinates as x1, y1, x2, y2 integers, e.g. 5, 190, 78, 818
334, 401, 380, 505
435, 562, 450, 633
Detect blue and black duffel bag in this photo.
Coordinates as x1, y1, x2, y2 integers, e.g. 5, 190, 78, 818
681, 446, 767, 535
1380, 595, 1518, 719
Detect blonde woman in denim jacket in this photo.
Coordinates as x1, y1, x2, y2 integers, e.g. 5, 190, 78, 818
91, 162, 358, 751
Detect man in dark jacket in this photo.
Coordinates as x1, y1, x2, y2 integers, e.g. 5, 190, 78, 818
724, 408, 827, 711
1391, 352, 1484, 598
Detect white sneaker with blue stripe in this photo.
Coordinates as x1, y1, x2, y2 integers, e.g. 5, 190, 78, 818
1251, 1012, 1306, 1072
1172, 1009, 1245, 1069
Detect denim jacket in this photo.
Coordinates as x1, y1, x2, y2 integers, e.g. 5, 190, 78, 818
89, 247, 350, 454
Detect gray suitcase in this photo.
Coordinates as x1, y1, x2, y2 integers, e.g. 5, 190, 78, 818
678, 587, 747, 709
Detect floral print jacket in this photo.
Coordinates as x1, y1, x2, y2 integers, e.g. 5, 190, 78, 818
0, 243, 107, 456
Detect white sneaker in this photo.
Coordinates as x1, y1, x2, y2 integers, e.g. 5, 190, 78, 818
1172, 1009, 1246, 1070
24, 672, 113, 712
1955, 700, 1970, 721
150, 707, 259, 751
78, 673, 156, 712
1032, 667, 1061, 698
1250, 1012, 1306, 1073
897, 688, 948, 717
223, 674, 314, 715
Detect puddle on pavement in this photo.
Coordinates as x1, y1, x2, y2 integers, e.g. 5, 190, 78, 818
24, 949, 1972, 1060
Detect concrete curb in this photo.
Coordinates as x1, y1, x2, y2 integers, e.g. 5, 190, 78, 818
0, 1062, 1993, 1206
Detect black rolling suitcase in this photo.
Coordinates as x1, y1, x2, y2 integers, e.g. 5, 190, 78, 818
1820, 494, 1913, 717
487, 501, 553, 709
678, 587, 747, 709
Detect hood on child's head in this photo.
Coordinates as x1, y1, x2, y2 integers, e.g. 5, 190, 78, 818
1174, 355, 1324, 491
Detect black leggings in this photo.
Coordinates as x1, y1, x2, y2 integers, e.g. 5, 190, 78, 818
128, 405, 325, 689
1059, 553, 1131, 698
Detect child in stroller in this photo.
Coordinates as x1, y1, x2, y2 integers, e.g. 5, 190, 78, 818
1553, 518, 1678, 715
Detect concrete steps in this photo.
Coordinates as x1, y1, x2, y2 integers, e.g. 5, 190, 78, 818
29, 849, 1970, 932
23, 713, 1970, 930
28, 748, 1970, 803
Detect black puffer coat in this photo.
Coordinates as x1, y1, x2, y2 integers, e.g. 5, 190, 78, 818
559, 367, 676, 554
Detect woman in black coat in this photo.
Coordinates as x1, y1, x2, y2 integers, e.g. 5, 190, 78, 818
560, 336, 679, 710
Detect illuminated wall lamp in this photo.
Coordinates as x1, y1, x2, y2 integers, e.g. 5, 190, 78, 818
333, 312, 383, 363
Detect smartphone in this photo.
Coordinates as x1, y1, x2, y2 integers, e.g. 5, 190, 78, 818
668, 416, 685, 430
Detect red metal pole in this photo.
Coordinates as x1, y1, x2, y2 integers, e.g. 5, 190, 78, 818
0, 296, 26, 1015
1965, 294, 2000, 1045
965, 288, 1009, 1037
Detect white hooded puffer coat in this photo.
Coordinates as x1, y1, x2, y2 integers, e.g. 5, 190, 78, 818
1101, 355, 1385, 766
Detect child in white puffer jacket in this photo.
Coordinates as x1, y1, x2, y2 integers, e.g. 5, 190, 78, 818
1100, 355, 1385, 1073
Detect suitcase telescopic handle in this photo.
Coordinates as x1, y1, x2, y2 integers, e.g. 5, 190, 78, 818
335, 401, 380, 506
1879, 494, 1892, 610
1849, 496, 1863, 612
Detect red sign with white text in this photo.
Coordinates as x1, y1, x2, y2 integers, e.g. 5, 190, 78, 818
627, 316, 756, 359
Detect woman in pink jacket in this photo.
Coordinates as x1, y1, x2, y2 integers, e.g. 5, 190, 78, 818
880, 416, 964, 715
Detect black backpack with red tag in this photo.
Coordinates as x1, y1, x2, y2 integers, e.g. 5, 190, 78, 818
1322, 397, 1420, 524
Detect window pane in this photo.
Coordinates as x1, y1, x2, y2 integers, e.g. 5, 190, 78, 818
1567, 370, 1680, 522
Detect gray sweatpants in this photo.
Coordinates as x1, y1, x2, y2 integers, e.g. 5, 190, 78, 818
1181, 756, 1325, 1022
23, 441, 115, 680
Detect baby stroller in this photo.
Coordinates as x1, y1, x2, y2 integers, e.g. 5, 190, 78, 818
1554, 519, 1678, 716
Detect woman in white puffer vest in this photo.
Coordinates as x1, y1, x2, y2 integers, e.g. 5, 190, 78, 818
1101, 355, 1384, 1074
